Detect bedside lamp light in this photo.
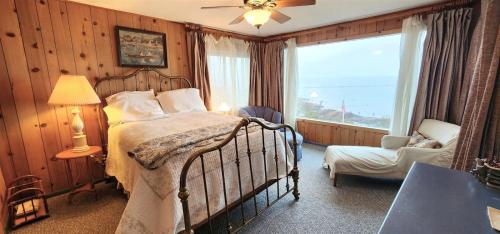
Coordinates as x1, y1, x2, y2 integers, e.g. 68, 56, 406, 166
218, 102, 231, 115
48, 75, 101, 152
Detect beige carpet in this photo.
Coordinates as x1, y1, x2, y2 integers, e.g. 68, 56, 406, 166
9, 182, 127, 234
9, 144, 400, 234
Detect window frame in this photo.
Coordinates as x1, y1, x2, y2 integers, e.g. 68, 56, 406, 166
295, 32, 402, 130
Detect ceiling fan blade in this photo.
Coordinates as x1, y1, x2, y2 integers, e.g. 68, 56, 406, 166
274, 0, 316, 8
201, 6, 244, 9
270, 10, 291, 24
229, 14, 245, 25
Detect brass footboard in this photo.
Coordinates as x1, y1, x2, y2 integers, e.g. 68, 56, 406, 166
178, 117, 300, 234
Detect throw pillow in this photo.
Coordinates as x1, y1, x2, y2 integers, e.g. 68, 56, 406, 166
407, 131, 426, 147
413, 139, 442, 149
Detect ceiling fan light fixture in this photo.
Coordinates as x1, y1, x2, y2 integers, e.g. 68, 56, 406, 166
244, 9, 272, 28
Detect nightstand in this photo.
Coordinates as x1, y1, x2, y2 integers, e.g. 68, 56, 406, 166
55, 146, 101, 203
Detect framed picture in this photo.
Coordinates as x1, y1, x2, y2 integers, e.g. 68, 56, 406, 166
115, 26, 168, 67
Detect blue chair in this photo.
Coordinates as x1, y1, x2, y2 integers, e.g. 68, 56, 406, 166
239, 106, 303, 161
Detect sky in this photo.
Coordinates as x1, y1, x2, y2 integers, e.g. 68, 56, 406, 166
297, 33, 402, 117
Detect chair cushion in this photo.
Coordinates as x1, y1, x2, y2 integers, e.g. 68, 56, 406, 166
324, 146, 401, 179
418, 119, 460, 146
283, 131, 303, 145
281, 131, 303, 161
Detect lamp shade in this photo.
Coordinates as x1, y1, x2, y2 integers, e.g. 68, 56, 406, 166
244, 9, 271, 28
48, 75, 101, 105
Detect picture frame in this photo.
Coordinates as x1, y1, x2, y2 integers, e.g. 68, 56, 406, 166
115, 26, 168, 67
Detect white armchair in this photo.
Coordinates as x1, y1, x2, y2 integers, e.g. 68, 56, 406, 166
380, 135, 410, 149
324, 119, 460, 186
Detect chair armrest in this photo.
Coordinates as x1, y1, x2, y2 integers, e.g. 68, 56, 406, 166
238, 108, 251, 118
381, 135, 410, 149
397, 147, 454, 172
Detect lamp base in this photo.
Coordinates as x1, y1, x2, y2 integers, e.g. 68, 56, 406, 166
72, 134, 90, 153
70, 106, 90, 152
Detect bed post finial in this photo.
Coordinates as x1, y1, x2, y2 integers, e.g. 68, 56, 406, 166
178, 187, 194, 233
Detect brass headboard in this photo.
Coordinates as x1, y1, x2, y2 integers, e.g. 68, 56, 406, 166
93, 68, 192, 149
94, 67, 192, 99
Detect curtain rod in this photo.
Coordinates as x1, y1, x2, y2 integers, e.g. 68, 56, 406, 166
423, 0, 477, 15
264, 0, 477, 42
185, 23, 263, 42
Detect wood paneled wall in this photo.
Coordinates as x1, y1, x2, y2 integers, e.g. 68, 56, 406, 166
0, 166, 6, 234
281, 16, 402, 46
296, 119, 388, 147
0, 0, 190, 194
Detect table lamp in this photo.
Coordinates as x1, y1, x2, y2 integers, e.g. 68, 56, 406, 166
217, 102, 231, 115
48, 75, 101, 152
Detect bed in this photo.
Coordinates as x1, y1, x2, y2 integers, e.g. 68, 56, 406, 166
93, 68, 300, 234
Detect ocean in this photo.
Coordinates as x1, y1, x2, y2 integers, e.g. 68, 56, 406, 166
297, 76, 397, 118
296, 33, 401, 119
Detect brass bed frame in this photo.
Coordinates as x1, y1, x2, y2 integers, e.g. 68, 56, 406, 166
94, 68, 300, 233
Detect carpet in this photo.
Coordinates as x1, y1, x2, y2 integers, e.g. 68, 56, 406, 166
9, 143, 400, 234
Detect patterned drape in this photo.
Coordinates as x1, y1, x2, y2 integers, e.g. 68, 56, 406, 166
409, 8, 474, 133
248, 41, 286, 112
262, 41, 286, 112
248, 42, 265, 107
452, 0, 500, 171
186, 24, 212, 110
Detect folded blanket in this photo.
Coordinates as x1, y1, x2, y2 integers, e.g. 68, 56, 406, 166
128, 119, 261, 170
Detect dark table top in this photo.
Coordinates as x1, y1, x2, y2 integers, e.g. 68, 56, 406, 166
379, 163, 500, 234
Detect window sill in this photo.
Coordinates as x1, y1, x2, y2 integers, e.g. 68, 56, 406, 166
296, 117, 389, 134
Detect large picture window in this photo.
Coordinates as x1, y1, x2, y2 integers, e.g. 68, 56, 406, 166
297, 34, 401, 129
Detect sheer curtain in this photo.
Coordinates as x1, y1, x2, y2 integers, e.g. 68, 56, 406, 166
205, 35, 250, 114
283, 38, 299, 127
390, 16, 427, 136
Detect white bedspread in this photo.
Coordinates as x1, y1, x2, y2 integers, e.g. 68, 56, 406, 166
106, 112, 293, 233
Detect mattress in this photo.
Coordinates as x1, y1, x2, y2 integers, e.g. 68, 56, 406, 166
106, 112, 293, 233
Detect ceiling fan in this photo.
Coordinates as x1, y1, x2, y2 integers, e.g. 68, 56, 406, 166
201, 0, 316, 29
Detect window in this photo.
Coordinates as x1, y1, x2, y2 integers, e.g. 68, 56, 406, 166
297, 34, 401, 129
205, 35, 250, 113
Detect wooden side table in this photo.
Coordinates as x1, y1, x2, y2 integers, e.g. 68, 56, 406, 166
55, 146, 101, 203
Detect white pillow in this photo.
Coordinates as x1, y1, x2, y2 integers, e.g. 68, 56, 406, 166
103, 90, 167, 125
156, 88, 207, 113
105, 89, 155, 103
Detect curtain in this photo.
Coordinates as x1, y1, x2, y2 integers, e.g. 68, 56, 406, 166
452, 0, 499, 171
186, 24, 212, 110
262, 41, 287, 112
409, 8, 473, 133
390, 16, 427, 136
205, 35, 250, 114
283, 38, 299, 127
248, 41, 286, 112
248, 42, 265, 107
